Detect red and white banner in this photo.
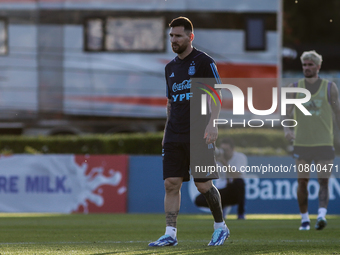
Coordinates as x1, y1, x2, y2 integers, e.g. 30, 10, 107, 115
0, 154, 128, 213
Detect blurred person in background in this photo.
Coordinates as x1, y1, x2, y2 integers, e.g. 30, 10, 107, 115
283, 50, 340, 231
195, 137, 247, 219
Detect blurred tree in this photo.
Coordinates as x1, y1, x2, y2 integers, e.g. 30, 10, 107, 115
283, 0, 340, 71
284, 0, 340, 45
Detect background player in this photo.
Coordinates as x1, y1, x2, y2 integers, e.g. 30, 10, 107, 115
284, 50, 340, 230
149, 17, 229, 247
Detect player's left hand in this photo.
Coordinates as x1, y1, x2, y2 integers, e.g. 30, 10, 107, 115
204, 124, 218, 144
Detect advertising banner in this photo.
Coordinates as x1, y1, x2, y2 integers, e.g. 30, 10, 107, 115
128, 155, 340, 214
0, 155, 128, 213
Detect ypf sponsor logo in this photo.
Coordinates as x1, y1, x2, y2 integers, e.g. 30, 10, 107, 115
172, 79, 193, 102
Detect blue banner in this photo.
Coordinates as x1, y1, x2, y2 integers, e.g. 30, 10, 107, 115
128, 156, 340, 214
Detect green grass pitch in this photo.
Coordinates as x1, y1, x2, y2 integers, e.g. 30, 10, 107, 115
0, 213, 339, 254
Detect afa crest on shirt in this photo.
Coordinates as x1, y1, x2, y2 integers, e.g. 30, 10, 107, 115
188, 61, 196, 75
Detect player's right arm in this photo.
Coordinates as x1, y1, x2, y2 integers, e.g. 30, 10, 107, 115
282, 83, 296, 142
162, 99, 171, 147
329, 82, 340, 129
163, 66, 171, 147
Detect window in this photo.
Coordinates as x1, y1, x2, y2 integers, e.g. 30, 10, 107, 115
245, 17, 266, 51
0, 18, 8, 55
84, 17, 165, 52
85, 18, 104, 51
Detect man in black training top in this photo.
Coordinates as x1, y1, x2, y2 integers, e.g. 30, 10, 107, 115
149, 17, 229, 247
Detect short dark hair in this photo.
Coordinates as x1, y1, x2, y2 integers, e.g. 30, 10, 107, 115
220, 137, 235, 149
169, 16, 193, 33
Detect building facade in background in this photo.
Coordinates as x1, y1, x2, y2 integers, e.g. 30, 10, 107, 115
0, 0, 281, 135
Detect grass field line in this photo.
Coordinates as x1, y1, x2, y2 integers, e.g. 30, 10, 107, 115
0, 213, 65, 217
0, 240, 147, 245
0, 213, 339, 220
0, 240, 219, 245
0, 238, 337, 246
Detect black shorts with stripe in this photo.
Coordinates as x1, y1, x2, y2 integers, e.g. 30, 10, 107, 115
162, 141, 219, 182
293, 146, 335, 163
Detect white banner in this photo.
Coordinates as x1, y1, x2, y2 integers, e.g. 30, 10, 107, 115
0, 155, 127, 213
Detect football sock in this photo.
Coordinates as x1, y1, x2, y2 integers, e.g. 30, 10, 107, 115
202, 186, 224, 223
300, 212, 310, 223
214, 221, 227, 230
165, 226, 177, 239
318, 208, 327, 219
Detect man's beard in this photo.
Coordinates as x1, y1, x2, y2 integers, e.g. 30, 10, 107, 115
304, 70, 315, 78
171, 43, 187, 54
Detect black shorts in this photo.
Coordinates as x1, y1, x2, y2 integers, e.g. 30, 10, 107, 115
293, 146, 335, 163
162, 142, 218, 182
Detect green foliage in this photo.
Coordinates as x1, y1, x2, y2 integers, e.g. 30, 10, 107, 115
0, 129, 290, 155
218, 129, 290, 150
284, 0, 340, 45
